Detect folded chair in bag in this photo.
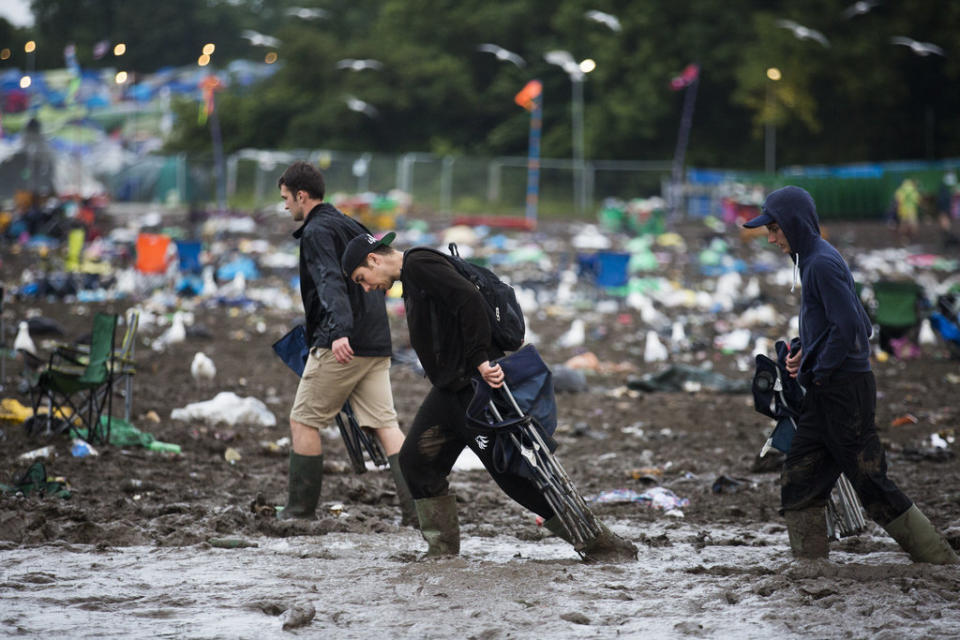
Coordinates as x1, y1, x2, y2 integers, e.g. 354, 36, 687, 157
31, 312, 118, 444
466, 345, 602, 552
752, 339, 867, 539
271, 324, 386, 472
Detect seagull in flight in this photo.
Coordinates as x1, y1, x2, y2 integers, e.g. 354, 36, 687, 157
891, 36, 945, 57
241, 30, 282, 48
345, 95, 378, 118
841, 0, 879, 19
477, 44, 526, 68
776, 19, 830, 47
286, 7, 327, 20
585, 10, 621, 32
336, 58, 384, 71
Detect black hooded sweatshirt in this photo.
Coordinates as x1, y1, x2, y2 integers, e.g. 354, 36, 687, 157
761, 186, 872, 386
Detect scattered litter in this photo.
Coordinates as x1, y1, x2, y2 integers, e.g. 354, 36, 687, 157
19, 445, 55, 461
711, 475, 751, 494
588, 487, 690, 512
171, 392, 276, 427
627, 365, 751, 393
208, 537, 259, 549
224, 447, 242, 463
70, 438, 98, 458
891, 413, 919, 427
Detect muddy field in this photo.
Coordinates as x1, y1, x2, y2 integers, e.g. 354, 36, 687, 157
1, 212, 959, 638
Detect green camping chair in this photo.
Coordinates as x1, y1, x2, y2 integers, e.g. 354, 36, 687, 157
32, 312, 118, 444
870, 280, 925, 353
56, 308, 140, 421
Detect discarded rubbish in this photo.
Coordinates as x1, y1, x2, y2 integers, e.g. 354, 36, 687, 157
891, 413, 919, 427
19, 445, 55, 461
711, 475, 750, 494
627, 365, 751, 393
0, 462, 70, 498
70, 438, 98, 458
588, 487, 690, 511
208, 537, 259, 549
171, 392, 276, 427
224, 447, 242, 463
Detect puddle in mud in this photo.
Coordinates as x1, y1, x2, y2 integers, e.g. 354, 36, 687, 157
3, 520, 959, 639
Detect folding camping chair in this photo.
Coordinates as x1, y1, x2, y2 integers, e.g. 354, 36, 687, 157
870, 280, 926, 354
31, 312, 118, 444
753, 340, 867, 540
52, 308, 140, 421
271, 324, 387, 473
466, 345, 603, 552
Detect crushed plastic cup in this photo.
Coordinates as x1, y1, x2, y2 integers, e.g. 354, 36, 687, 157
70, 438, 98, 458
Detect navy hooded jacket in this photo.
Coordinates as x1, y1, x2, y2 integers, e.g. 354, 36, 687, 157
761, 186, 872, 386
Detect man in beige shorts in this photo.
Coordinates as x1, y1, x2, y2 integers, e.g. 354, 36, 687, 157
279, 161, 413, 524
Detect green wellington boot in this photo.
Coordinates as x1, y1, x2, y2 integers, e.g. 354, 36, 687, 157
544, 516, 638, 563
277, 452, 324, 520
387, 454, 418, 528
784, 507, 829, 560
883, 504, 959, 565
415, 494, 460, 557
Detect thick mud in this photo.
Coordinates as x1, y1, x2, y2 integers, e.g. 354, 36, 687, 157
1, 214, 959, 638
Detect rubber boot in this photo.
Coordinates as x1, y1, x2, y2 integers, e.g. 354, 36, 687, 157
277, 452, 323, 520
784, 507, 829, 559
545, 515, 638, 563
883, 504, 959, 565
388, 453, 418, 528
415, 495, 460, 557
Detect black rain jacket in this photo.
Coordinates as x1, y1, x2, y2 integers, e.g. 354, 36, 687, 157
293, 203, 391, 356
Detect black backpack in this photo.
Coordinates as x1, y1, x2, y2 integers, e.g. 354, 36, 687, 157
414, 243, 525, 352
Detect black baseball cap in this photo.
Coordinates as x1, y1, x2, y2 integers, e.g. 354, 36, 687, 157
742, 210, 775, 228
341, 231, 396, 276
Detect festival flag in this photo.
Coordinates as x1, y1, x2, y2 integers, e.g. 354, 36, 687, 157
514, 80, 542, 112
669, 63, 700, 91
198, 75, 223, 124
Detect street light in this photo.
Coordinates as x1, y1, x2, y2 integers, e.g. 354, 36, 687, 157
765, 67, 781, 174
544, 50, 595, 214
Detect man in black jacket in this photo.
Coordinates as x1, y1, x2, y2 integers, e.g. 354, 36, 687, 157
342, 232, 637, 562
277, 162, 414, 524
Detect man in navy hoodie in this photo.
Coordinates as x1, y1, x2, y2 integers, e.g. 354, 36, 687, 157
744, 186, 957, 564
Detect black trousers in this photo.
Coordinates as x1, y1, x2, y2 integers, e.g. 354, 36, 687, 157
781, 371, 912, 526
399, 384, 555, 519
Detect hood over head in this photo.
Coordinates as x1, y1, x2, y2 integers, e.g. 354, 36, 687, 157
759, 186, 821, 257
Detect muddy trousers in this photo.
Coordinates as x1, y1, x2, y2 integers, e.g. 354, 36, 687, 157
398, 385, 554, 519
781, 371, 912, 527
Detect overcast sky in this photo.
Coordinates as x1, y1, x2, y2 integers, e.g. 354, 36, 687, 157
0, 0, 35, 28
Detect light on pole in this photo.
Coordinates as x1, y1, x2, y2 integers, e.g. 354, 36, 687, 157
545, 50, 595, 214
765, 67, 781, 174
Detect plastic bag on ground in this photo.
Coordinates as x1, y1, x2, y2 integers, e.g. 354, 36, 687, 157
171, 392, 276, 427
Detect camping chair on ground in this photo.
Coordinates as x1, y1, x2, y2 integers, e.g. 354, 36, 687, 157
31, 312, 118, 444
52, 308, 140, 421
869, 280, 926, 355
466, 345, 603, 553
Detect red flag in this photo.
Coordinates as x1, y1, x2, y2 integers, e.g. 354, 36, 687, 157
514, 80, 542, 111
669, 63, 700, 91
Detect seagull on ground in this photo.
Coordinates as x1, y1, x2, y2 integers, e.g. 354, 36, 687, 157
286, 7, 327, 19
477, 44, 526, 68
644, 331, 669, 363
241, 30, 282, 48
152, 312, 187, 352
557, 319, 586, 349
345, 96, 378, 118
841, 0, 879, 19
336, 58, 383, 71
14, 321, 37, 357
890, 36, 945, 57
191, 352, 217, 384
776, 19, 830, 47
585, 10, 622, 32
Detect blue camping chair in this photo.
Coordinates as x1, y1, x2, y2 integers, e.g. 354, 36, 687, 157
466, 345, 602, 552
175, 240, 204, 274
